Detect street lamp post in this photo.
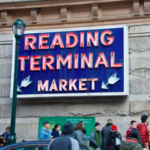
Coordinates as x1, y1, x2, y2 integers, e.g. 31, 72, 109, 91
8, 19, 26, 145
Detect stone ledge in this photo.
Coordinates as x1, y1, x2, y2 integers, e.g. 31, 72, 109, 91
130, 100, 150, 116
0, 98, 12, 104
0, 0, 132, 10
3, 94, 149, 104
130, 79, 150, 94
129, 51, 150, 58
0, 59, 12, 64
129, 36, 150, 51
0, 118, 38, 124
0, 78, 11, 84
66, 97, 129, 116
130, 58, 150, 71
4, 44, 12, 58
0, 24, 150, 37
129, 24, 150, 35
129, 94, 150, 101
0, 33, 13, 42
129, 73, 150, 79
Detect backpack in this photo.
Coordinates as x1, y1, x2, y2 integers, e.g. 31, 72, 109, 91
115, 136, 122, 149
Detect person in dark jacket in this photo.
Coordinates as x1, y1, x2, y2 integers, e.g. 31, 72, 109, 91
0, 126, 11, 146
51, 124, 61, 139
107, 125, 122, 150
74, 121, 88, 146
89, 122, 102, 150
121, 129, 142, 150
102, 119, 113, 150
137, 115, 149, 149
48, 122, 79, 150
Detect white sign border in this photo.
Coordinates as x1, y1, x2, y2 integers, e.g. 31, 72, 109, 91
10, 24, 129, 98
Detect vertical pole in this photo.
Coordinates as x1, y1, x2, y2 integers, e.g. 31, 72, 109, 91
8, 38, 20, 145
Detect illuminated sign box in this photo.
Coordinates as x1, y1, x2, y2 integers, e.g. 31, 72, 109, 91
10, 25, 129, 98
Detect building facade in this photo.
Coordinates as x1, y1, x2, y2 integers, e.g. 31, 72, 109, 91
0, 0, 150, 141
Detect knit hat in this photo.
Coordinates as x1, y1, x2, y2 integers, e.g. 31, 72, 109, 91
43, 121, 49, 125
141, 115, 148, 123
62, 122, 74, 136
95, 122, 100, 127
6, 126, 10, 131
111, 125, 117, 132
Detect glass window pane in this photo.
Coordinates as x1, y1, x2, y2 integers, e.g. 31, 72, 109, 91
9, 145, 41, 150
16, 25, 24, 36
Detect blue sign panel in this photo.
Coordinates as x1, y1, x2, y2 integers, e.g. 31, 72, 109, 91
11, 25, 129, 98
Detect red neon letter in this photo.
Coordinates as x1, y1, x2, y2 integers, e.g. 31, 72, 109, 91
30, 55, 41, 71
100, 30, 114, 46
24, 35, 36, 50
50, 33, 64, 49
66, 33, 78, 48
74, 54, 78, 69
42, 55, 55, 70
59, 79, 68, 91
69, 79, 78, 91
18, 56, 29, 71
81, 53, 93, 69
79, 79, 87, 91
88, 78, 98, 91
94, 52, 109, 68
80, 32, 84, 47
38, 80, 49, 92
49, 79, 58, 91
111, 52, 123, 67
57, 54, 72, 70
39, 34, 49, 49
87, 31, 98, 47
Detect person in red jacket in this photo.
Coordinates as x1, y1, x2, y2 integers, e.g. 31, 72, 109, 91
126, 120, 137, 138
137, 115, 149, 150
126, 120, 141, 142
147, 126, 150, 150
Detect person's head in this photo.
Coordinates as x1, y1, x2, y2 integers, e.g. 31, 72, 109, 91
95, 122, 101, 130
53, 124, 61, 132
107, 119, 113, 124
75, 121, 84, 132
128, 128, 139, 140
43, 121, 50, 129
131, 120, 137, 129
6, 126, 10, 133
111, 125, 117, 132
61, 122, 74, 137
141, 115, 149, 125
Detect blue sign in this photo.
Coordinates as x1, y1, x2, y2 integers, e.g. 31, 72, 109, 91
11, 25, 129, 98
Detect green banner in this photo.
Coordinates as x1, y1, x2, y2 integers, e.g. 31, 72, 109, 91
39, 117, 95, 139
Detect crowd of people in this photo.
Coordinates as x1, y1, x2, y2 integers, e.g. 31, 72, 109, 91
39, 115, 150, 150
0, 114, 149, 150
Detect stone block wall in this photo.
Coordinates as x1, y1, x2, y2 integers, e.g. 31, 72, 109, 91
0, 25, 150, 142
